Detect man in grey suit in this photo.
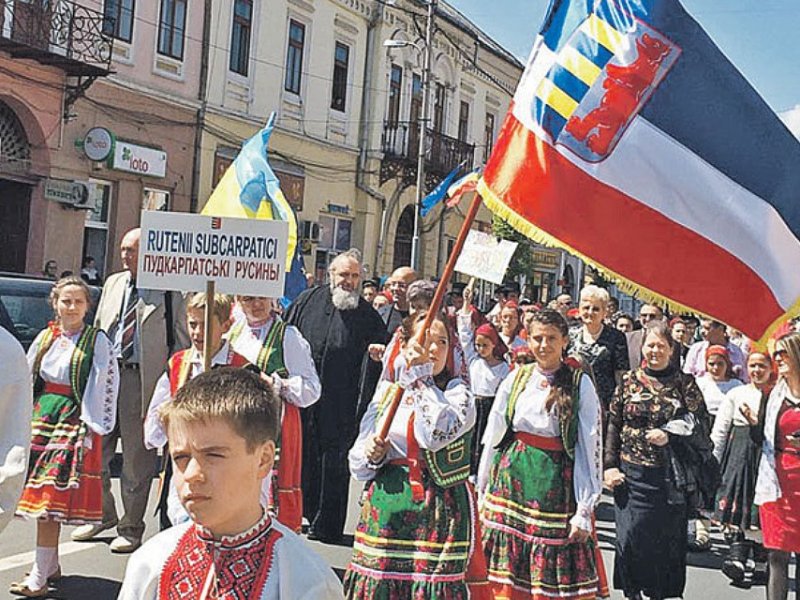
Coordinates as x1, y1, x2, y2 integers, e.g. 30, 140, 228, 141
71, 228, 188, 552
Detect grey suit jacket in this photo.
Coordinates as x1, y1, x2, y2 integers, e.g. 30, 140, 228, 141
94, 271, 189, 415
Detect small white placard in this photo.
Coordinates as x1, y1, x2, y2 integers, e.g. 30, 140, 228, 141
138, 211, 288, 297
455, 229, 518, 285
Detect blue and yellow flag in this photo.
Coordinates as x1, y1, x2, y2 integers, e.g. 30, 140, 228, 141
201, 112, 298, 272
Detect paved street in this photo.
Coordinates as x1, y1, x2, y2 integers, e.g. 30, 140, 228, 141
0, 476, 784, 599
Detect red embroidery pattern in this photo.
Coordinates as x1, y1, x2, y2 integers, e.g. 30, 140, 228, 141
159, 516, 282, 600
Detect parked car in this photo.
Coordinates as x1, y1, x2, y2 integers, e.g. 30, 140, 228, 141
0, 273, 101, 351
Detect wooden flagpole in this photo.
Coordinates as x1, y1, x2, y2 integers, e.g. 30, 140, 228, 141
203, 280, 215, 372
378, 191, 483, 441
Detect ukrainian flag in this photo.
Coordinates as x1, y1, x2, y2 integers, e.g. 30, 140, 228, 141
201, 112, 297, 271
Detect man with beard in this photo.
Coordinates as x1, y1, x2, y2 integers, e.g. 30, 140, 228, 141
286, 249, 388, 543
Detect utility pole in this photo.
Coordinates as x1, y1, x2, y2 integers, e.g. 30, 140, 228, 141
411, 0, 436, 272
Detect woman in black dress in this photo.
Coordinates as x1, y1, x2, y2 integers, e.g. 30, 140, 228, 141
604, 320, 710, 600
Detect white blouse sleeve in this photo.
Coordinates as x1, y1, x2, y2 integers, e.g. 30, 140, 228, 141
274, 325, 321, 408
403, 363, 475, 452
457, 313, 479, 366
711, 390, 736, 461
476, 372, 515, 496
80, 332, 119, 436
348, 380, 392, 482
26, 329, 47, 371
144, 372, 172, 450
755, 386, 783, 505
571, 374, 603, 532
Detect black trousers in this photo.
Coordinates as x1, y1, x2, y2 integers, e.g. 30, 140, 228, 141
301, 405, 353, 538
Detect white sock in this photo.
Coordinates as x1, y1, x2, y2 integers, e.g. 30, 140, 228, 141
24, 546, 58, 590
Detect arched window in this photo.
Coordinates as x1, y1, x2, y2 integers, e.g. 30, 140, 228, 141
393, 205, 414, 269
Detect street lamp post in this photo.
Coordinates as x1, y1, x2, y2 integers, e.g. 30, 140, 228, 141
383, 0, 436, 272
411, 0, 435, 272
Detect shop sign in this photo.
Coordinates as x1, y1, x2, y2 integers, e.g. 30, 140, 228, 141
83, 127, 114, 162
111, 141, 167, 178
327, 203, 350, 215
43, 178, 89, 206
533, 248, 560, 269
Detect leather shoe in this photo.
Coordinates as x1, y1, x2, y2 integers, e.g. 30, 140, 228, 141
306, 529, 343, 544
71, 520, 118, 541
9, 581, 48, 597
110, 535, 141, 554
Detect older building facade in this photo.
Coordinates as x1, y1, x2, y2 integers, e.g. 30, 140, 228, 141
2, 0, 582, 302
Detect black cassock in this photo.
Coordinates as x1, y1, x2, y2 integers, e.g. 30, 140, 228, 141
286, 285, 387, 540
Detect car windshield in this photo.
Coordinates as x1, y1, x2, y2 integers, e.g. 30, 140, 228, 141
0, 289, 54, 350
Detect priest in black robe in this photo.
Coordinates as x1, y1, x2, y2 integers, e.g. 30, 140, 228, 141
286, 249, 388, 543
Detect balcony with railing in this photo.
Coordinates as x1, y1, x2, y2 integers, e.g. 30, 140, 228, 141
380, 120, 475, 189
0, 0, 113, 76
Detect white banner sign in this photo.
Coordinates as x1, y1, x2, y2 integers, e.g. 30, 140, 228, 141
112, 141, 167, 178
455, 229, 518, 285
138, 211, 288, 297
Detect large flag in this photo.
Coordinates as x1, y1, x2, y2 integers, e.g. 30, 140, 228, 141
201, 112, 305, 302
201, 112, 298, 273
478, 0, 800, 345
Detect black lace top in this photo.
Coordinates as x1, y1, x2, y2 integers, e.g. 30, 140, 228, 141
604, 366, 705, 469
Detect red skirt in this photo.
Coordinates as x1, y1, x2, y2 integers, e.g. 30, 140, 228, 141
760, 449, 800, 552
16, 390, 103, 524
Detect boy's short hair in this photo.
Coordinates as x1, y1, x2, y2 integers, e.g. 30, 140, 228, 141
160, 367, 280, 451
186, 292, 232, 324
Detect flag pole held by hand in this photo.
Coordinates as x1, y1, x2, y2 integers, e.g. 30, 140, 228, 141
377, 190, 483, 441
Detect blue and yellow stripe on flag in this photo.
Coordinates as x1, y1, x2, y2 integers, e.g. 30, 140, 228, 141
201, 112, 297, 271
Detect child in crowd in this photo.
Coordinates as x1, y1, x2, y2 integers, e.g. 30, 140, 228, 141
345, 311, 486, 599
11, 277, 118, 597
119, 368, 343, 599
228, 295, 321, 532
458, 284, 510, 476
145, 292, 249, 526
478, 309, 604, 600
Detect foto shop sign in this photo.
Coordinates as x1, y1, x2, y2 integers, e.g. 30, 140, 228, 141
111, 141, 167, 178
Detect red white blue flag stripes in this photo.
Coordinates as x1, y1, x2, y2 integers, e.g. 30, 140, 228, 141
478, 0, 800, 345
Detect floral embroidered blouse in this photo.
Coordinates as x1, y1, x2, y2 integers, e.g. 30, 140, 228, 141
605, 366, 705, 469
349, 363, 476, 481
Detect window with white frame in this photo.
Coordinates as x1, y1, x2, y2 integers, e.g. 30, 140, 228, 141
103, 0, 135, 42
142, 188, 170, 211
285, 20, 306, 94
158, 0, 186, 60
330, 42, 350, 112
230, 0, 253, 76
83, 181, 112, 277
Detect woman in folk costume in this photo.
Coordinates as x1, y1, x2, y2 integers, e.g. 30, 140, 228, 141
227, 295, 320, 532
477, 309, 605, 600
11, 277, 118, 597
457, 284, 510, 476
345, 311, 488, 599
711, 351, 774, 582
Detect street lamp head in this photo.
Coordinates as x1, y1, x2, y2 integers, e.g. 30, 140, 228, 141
383, 39, 410, 49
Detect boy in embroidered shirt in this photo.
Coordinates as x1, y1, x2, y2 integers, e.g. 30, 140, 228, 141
119, 367, 343, 600
145, 292, 248, 526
